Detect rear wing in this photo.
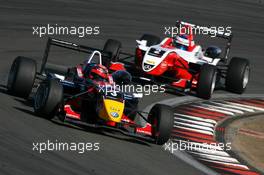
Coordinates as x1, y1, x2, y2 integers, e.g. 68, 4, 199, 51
176, 21, 233, 60
40, 38, 111, 74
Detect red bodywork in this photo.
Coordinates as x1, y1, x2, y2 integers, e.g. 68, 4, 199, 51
64, 102, 152, 136
135, 27, 199, 89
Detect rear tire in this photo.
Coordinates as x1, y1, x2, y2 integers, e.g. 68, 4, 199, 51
103, 39, 122, 67
149, 104, 174, 145
7, 56, 37, 98
226, 57, 250, 94
196, 64, 217, 99
34, 79, 63, 120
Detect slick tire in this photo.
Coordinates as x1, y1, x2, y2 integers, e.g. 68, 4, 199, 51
7, 56, 37, 98
197, 64, 217, 99
149, 104, 174, 145
226, 57, 250, 94
34, 79, 63, 120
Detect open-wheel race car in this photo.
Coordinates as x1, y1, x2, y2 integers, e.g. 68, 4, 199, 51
109, 21, 250, 99
6, 38, 174, 145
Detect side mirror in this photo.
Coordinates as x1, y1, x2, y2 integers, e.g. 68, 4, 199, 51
205, 46, 222, 59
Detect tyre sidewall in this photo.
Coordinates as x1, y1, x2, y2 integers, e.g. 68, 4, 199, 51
197, 64, 217, 99
7, 56, 36, 98
34, 79, 63, 119
226, 57, 250, 94
150, 104, 173, 145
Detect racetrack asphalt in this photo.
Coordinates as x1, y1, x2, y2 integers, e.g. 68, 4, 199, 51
0, 0, 263, 174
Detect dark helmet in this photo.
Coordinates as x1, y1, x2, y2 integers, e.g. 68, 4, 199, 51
83, 63, 109, 82
112, 70, 132, 85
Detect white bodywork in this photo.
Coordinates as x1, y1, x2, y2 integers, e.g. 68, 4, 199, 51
136, 38, 221, 72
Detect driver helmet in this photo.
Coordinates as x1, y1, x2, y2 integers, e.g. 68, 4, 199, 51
174, 34, 189, 51
83, 63, 109, 82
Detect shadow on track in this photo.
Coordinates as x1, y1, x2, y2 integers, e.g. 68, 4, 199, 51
0, 84, 8, 94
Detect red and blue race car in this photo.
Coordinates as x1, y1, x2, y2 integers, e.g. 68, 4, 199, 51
6, 38, 174, 145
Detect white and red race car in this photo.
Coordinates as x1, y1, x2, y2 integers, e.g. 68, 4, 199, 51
127, 21, 250, 99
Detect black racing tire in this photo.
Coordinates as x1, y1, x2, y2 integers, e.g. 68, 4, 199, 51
103, 39, 122, 67
196, 64, 217, 99
226, 57, 250, 94
140, 34, 161, 47
149, 104, 174, 145
7, 56, 37, 98
34, 79, 63, 120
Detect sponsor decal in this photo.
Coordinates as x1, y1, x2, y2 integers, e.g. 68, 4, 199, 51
110, 112, 119, 118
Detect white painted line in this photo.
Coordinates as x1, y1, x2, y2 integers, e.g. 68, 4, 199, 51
174, 113, 217, 124
210, 101, 255, 112
226, 102, 264, 111
198, 158, 249, 170
201, 103, 244, 114
163, 140, 219, 175
172, 140, 225, 151
189, 151, 240, 163
174, 117, 215, 128
200, 103, 244, 114
174, 121, 214, 132
186, 147, 230, 157
173, 126, 214, 136
191, 104, 235, 116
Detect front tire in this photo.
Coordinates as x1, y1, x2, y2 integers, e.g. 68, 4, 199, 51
7, 56, 37, 98
34, 79, 63, 120
196, 64, 217, 99
226, 57, 250, 94
149, 104, 174, 145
